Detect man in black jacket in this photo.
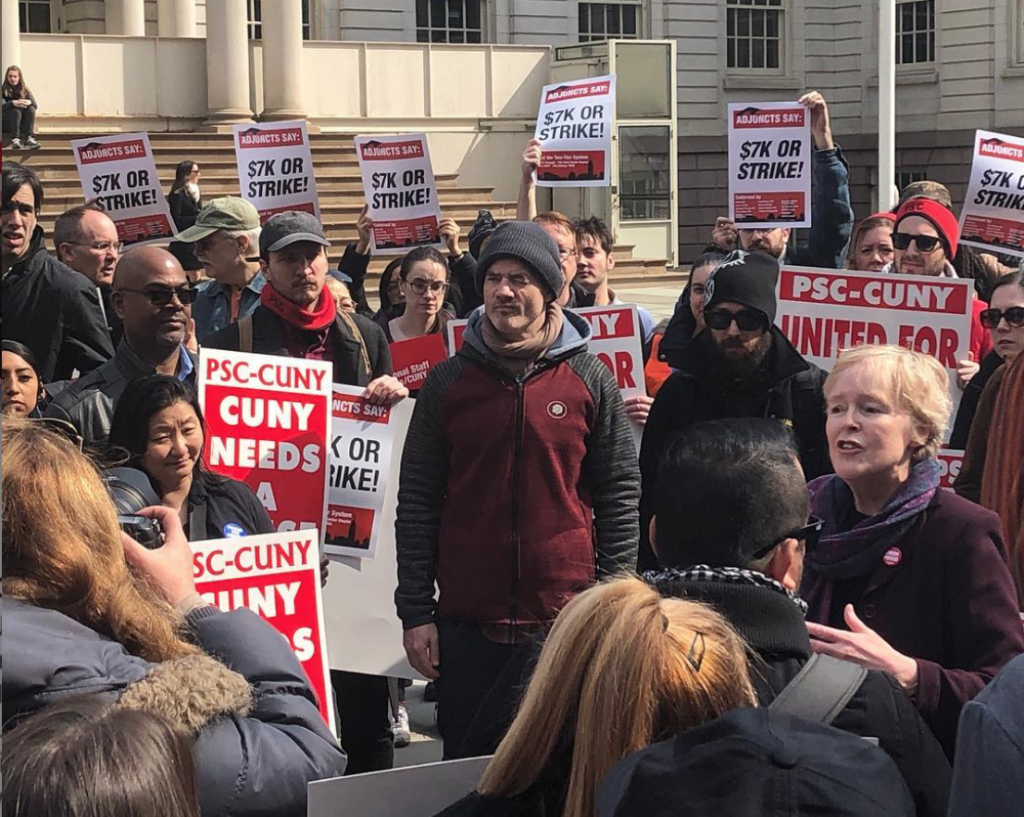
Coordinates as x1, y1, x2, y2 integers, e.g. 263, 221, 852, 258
46, 246, 198, 445
2, 162, 113, 381
646, 418, 950, 817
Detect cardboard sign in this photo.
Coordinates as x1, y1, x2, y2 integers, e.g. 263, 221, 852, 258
938, 449, 965, 491
958, 130, 1024, 259
321, 395, 419, 678
355, 134, 442, 254
233, 120, 320, 223
198, 349, 332, 535
534, 74, 616, 187
71, 133, 176, 245
775, 266, 973, 428
727, 102, 812, 229
308, 756, 491, 817
390, 334, 447, 391
325, 385, 403, 559
192, 529, 335, 734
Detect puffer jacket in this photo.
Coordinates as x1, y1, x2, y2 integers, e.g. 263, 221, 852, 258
395, 307, 640, 629
3, 598, 347, 817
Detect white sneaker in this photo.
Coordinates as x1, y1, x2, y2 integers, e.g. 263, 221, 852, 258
10, 139, 22, 150
392, 704, 412, 748
24, 137, 39, 149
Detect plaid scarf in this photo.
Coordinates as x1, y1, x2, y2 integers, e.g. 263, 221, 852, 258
644, 564, 808, 615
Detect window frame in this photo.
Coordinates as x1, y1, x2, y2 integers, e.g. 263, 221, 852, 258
895, 0, 936, 67
1015, 0, 1024, 66
415, 0, 486, 45
247, 0, 315, 41
578, 1, 643, 44
896, 169, 928, 194
19, 0, 55, 33
725, 0, 787, 75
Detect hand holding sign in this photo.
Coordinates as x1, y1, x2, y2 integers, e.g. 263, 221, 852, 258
798, 90, 833, 151
522, 137, 543, 181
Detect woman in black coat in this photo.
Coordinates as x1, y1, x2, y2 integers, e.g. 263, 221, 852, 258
167, 160, 204, 277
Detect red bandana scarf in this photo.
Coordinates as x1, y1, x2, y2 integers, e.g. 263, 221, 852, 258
260, 283, 336, 331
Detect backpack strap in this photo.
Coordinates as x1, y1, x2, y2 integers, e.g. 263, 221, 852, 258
768, 653, 868, 725
337, 310, 372, 381
237, 315, 254, 355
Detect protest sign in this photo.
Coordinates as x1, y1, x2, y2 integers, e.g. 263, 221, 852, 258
325, 385, 403, 559
71, 133, 176, 246
192, 529, 336, 734
321, 395, 419, 678
198, 349, 332, 534
958, 130, 1024, 259
534, 74, 615, 187
775, 266, 973, 425
727, 102, 812, 229
233, 120, 320, 223
390, 334, 447, 392
308, 756, 491, 817
355, 134, 442, 254
938, 449, 965, 491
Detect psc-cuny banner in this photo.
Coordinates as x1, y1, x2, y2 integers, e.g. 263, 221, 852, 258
727, 102, 812, 229
71, 132, 176, 246
534, 74, 616, 188
958, 130, 1024, 259
233, 120, 321, 223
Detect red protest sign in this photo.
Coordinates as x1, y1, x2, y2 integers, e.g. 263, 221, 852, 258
198, 349, 333, 535
938, 449, 965, 491
389, 334, 447, 391
192, 529, 336, 733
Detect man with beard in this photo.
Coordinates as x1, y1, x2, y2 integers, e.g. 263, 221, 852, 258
46, 246, 198, 445
638, 250, 829, 571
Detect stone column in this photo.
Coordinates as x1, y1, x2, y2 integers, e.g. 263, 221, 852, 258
204, 0, 253, 128
157, 0, 197, 38
260, 0, 306, 120
106, 0, 147, 36
2, 0, 21, 71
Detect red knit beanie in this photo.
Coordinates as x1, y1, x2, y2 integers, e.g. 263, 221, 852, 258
894, 198, 960, 260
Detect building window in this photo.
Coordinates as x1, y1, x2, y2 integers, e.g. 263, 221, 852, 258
727, 0, 784, 71
579, 2, 641, 43
1015, 0, 1024, 65
248, 0, 313, 41
896, 0, 935, 65
19, 0, 52, 33
896, 169, 927, 193
416, 0, 484, 44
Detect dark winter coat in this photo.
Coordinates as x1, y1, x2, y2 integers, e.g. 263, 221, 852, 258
805, 489, 1024, 758
185, 474, 275, 541
205, 303, 392, 387
3, 598, 347, 817
949, 350, 1003, 449
638, 327, 830, 571
167, 187, 202, 232
395, 308, 640, 630
2, 226, 114, 381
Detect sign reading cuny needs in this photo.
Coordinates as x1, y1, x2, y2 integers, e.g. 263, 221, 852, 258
775, 266, 973, 422
958, 130, 1024, 259
198, 349, 332, 535
534, 74, 616, 187
325, 385, 403, 559
728, 102, 812, 229
71, 132, 176, 246
233, 120, 320, 223
355, 133, 443, 254
192, 529, 336, 734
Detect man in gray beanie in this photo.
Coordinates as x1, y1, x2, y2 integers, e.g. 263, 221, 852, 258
395, 220, 640, 759
637, 249, 830, 571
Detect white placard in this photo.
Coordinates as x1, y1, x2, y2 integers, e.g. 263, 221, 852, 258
233, 120, 320, 223
534, 74, 616, 188
958, 130, 1024, 259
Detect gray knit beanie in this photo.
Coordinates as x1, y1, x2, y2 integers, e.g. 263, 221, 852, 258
474, 221, 565, 300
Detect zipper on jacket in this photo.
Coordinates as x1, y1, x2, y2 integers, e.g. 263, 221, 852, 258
508, 376, 525, 639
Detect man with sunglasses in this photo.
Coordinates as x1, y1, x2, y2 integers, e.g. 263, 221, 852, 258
644, 418, 951, 817
46, 247, 198, 445
638, 249, 830, 571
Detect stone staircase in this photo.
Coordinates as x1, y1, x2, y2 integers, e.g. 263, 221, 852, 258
10, 131, 675, 288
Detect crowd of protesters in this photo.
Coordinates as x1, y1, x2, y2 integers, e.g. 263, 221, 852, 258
3, 86, 1024, 817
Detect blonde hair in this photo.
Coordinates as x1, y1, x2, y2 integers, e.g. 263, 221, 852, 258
1, 416, 199, 662
324, 277, 354, 314
825, 344, 951, 461
846, 215, 895, 270
534, 211, 577, 246
477, 577, 756, 817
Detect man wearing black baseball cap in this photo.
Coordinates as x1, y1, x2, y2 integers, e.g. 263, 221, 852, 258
205, 210, 403, 402
638, 250, 830, 571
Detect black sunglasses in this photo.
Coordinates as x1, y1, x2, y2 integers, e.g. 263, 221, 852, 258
979, 306, 1024, 330
750, 516, 825, 560
705, 308, 768, 333
118, 285, 198, 307
892, 232, 943, 253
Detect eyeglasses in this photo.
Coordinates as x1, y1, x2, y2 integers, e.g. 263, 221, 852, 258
405, 279, 449, 295
65, 240, 123, 254
980, 306, 1024, 329
750, 516, 825, 560
892, 232, 943, 253
117, 285, 198, 307
704, 308, 768, 333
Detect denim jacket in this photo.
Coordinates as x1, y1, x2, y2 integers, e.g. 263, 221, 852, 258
193, 272, 267, 343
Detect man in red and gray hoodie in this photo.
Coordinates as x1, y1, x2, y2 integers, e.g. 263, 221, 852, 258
395, 220, 640, 759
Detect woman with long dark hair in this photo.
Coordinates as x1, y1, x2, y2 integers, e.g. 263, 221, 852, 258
2, 65, 39, 150
107, 374, 273, 541
2, 340, 47, 417
167, 160, 203, 276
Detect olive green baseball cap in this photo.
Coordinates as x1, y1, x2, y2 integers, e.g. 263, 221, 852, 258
175, 197, 261, 243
